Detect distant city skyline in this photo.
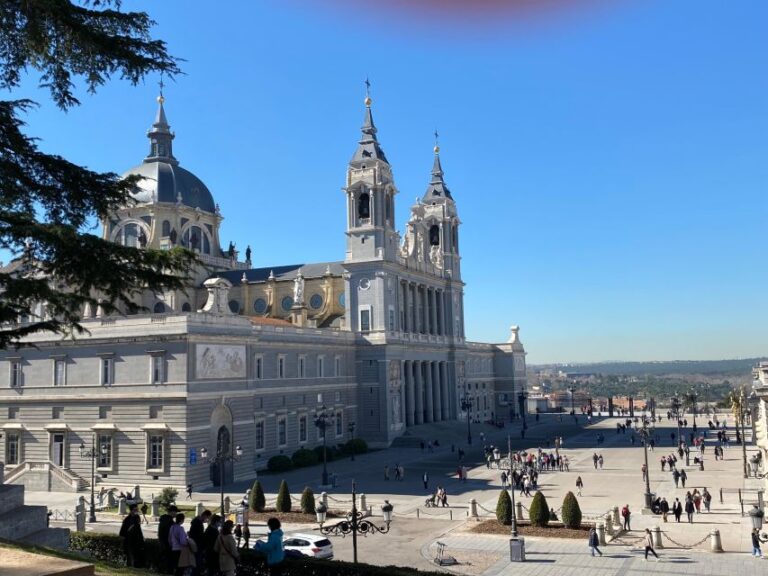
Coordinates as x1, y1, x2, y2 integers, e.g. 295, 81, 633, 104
5, 1, 767, 364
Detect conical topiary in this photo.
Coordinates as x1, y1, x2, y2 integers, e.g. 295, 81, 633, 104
496, 489, 512, 525
561, 491, 582, 528
276, 480, 292, 513
300, 486, 316, 514
528, 491, 550, 527
249, 480, 266, 513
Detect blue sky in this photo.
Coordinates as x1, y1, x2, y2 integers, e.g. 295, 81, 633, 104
9, 1, 768, 363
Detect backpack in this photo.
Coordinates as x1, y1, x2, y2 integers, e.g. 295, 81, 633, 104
621, 506, 629, 518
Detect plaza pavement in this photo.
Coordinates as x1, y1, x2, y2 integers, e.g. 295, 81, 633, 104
26, 413, 768, 574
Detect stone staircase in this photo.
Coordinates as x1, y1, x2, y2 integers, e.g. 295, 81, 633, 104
0, 468, 70, 550
4, 461, 88, 492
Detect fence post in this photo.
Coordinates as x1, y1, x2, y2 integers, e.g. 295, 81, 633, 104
604, 514, 613, 536
652, 526, 663, 548
516, 501, 523, 521
597, 523, 606, 546
224, 496, 231, 514
612, 506, 620, 526
710, 529, 723, 553
108, 490, 117, 508
118, 497, 126, 515
196, 502, 204, 516
360, 493, 367, 515
469, 499, 478, 519
152, 499, 160, 519
133, 485, 141, 501
416, 509, 420, 519
719, 488, 723, 504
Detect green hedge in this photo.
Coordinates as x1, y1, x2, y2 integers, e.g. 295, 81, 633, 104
267, 455, 293, 472
276, 480, 292, 513
69, 532, 449, 575
291, 448, 319, 468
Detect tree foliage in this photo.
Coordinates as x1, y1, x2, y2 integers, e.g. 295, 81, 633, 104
276, 480, 291, 513
528, 491, 550, 527
0, 1, 193, 348
300, 486, 316, 514
495, 489, 512, 525
560, 491, 582, 528
249, 480, 265, 513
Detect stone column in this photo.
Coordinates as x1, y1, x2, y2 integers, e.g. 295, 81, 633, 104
402, 281, 409, 333
430, 289, 437, 335
424, 361, 434, 423
436, 290, 443, 336
433, 362, 442, 422
414, 361, 424, 425
405, 361, 415, 427
440, 362, 450, 420
410, 283, 417, 334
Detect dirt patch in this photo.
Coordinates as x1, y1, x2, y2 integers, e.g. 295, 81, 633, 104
246, 509, 345, 524
469, 519, 593, 539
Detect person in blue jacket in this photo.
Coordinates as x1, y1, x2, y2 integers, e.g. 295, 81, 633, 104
256, 517, 285, 574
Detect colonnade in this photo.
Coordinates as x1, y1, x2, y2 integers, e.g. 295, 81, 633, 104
400, 281, 448, 336
402, 360, 452, 426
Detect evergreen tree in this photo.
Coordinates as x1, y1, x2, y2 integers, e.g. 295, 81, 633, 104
249, 480, 265, 513
561, 491, 582, 528
276, 480, 291, 513
300, 486, 316, 514
0, 1, 192, 349
496, 489, 512, 525
528, 491, 550, 527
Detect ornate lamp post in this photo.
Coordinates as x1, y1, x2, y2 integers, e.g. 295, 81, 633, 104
567, 386, 576, 415
316, 480, 392, 564
461, 394, 473, 445
314, 406, 334, 485
348, 421, 357, 461
671, 395, 682, 444
199, 444, 243, 515
688, 388, 698, 429
507, 434, 518, 537
639, 421, 653, 509
79, 437, 107, 523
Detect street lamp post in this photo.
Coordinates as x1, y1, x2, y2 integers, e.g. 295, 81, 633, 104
314, 406, 334, 486
568, 386, 576, 415
507, 434, 518, 537
671, 395, 682, 445
689, 388, 698, 429
348, 421, 356, 461
317, 480, 392, 564
79, 436, 107, 523
461, 395, 473, 445
639, 421, 653, 509
199, 444, 243, 515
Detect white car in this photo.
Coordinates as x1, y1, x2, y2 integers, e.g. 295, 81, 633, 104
255, 533, 334, 560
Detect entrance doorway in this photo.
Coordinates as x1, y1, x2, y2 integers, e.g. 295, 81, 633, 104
51, 433, 65, 467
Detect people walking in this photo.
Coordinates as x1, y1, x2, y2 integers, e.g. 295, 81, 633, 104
423, 472, 429, 490
598, 454, 604, 469
680, 469, 687, 488
673, 498, 682, 522
684, 495, 694, 523
641, 463, 647, 482
672, 469, 680, 488
576, 476, 584, 497
588, 527, 603, 556
644, 528, 660, 561
621, 504, 631, 531
384, 465, 390, 480
702, 488, 712, 512
169, 513, 192, 576
660, 497, 669, 522
157, 505, 178, 574
203, 514, 221, 576
186, 484, 193, 500
751, 528, 767, 558
214, 520, 240, 576
119, 504, 144, 567
692, 489, 702, 513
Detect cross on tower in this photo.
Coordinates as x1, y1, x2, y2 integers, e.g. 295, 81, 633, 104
365, 77, 371, 97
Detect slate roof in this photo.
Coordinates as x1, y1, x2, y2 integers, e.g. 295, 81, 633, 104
213, 261, 344, 284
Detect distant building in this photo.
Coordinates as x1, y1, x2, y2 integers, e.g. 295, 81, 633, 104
0, 90, 528, 491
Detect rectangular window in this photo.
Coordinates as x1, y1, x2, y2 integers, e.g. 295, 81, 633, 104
298, 356, 305, 378
149, 405, 162, 419
99, 406, 112, 419
52, 406, 63, 420
8, 407, 18, 419
335, 356, 341, 377
335, 410, 343, 437
148, 435, 164, 470
298, 415, 307, 443
10, 361, 21, 387
317, 356, 324, 378
255, 356, 263, 379
151, 355, 165, 384
53, 359, 66, 386
6, 433, 19, 465
277, 417, 287, 447
360, 308, 371, 332
388, 307, 395, 332
101, 358, 113, 386
317, 393, 323, 404
255, 420, 265, 450
278, 356, 285, 379
98, 434, 112, 469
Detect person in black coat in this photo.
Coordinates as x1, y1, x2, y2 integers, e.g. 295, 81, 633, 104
189, 509, 211, 569
119, 505, 144, 567
672, 498, 683, 522
157, 505, 178, 574
203, 514, 222, 575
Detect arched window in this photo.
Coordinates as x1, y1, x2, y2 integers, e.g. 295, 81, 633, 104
385, 193, 391, 221
153, 302, 166, 314
358, 192, 370, 220
161, 220, 171, 237
181, 302, 192, 312
182, 225, 211, 255
228, 300, 240, 314
115, 223, 141, 247
429, 224, 440, 246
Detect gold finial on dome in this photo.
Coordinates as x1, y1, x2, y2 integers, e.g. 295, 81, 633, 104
157, 94, 165, 105
364, 95, 372, 107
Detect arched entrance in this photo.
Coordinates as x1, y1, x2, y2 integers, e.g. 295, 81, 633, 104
209, 404, 234, 487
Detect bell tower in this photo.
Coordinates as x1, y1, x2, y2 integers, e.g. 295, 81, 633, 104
344, 82, 399, 263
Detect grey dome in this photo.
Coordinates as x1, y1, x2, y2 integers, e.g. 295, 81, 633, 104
122, 161, 216, 213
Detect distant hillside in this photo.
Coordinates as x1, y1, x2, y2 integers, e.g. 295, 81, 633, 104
533, 358, 765, 377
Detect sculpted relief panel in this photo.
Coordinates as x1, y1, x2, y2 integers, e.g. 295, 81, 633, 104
196, 344, 246, 379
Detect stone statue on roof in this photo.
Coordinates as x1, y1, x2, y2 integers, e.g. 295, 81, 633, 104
293, 269, 305, 305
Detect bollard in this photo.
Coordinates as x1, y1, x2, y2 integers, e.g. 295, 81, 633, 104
108, 490, 117, 508
516, 501, 523, 521
321, 492, 328, 508
360, 493, 367, 515
152, 499, 160, 519
224, 496, 231, 514
118, 497, 126, 515
612, 506, 620, 526
196, 502, 204, 517
416, 509, 420, 519
652, 526, 663, 549
133, 485, 141, 501
710, 529, 723, 553
597, 523, 606, 546
604, 514, 613, 536
469, 499, 479, 519
75, 509, 85, 532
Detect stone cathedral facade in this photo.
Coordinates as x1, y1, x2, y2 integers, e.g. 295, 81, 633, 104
0, 92, 528, 491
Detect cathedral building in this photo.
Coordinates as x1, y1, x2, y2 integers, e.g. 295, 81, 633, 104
0, 90, 528, 491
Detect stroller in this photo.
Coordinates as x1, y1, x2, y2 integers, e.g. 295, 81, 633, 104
425, 493, 437, 507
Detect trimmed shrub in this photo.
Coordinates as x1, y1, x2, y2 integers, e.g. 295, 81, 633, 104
496, 489, 512, 525
313, 445, 336, 463
249, 480, 266, 513
292, 447, 319, 468
561, 491, 582, 528
528, 491, 550, 527
158, 487, 178, 512
267, 455, 293, 472
341, 438, 368, 455
300, 486, 316, 514
70, 532, 162, 570
276, 480, 292, 513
